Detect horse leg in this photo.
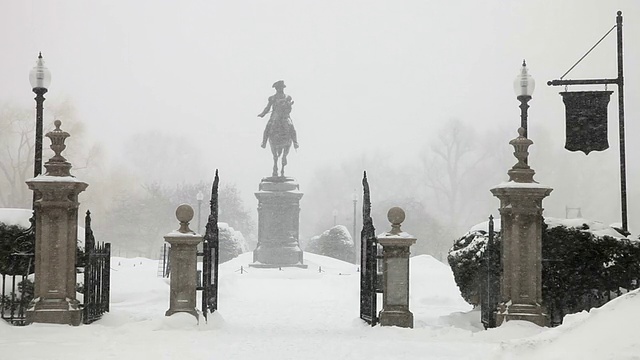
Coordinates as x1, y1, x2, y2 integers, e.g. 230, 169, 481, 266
280, 146, 289, 177
271, 146, 279, 177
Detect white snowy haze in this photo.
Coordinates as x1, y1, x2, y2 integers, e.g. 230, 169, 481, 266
1, 1, 640, 254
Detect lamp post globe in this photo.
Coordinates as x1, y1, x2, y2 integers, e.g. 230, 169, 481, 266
196, 191, 204, 234
29, 53, 51, 181
514, 60, 534, 138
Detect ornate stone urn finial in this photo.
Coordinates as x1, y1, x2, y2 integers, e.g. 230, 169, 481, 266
43, 120, 72, 177
175, 204, 195, 234
507, 127, 536, 183
387, 207, 406, 235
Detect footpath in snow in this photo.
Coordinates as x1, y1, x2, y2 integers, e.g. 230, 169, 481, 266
1, 252, 639, 359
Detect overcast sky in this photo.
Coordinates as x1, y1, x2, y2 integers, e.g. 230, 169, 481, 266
1, 0, 639, 232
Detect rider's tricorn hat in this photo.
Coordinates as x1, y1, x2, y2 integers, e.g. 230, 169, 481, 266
272, 80, 286, 89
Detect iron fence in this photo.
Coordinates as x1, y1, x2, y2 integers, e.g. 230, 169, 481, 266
82, 211, 111, 324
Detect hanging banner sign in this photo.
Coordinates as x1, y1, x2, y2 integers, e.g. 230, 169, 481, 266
560, 91, 612, 154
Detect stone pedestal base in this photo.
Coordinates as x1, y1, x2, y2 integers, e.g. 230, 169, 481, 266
253, 177, 304, 266
26, 298, 83, 326
164, 206, 203, 321
379, 309, 414, 328
253, 244, 304, 265
496, 302, 548, 327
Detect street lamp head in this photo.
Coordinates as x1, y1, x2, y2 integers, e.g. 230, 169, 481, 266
513, 59, 535, 97
196, 191, 204, 201
29, 52, 52, 91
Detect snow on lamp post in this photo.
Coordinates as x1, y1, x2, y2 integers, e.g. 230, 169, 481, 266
514, 60, 535, 139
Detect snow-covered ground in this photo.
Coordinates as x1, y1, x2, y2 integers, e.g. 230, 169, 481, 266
1, 251, 639, 359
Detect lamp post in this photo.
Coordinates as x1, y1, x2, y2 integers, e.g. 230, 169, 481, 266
196, 191, 204, 234
29, 53, 51, 180
332, 209, 337, 227
29, 53, 51, 211
514, 60, 535, 138
352, 191, 358, 264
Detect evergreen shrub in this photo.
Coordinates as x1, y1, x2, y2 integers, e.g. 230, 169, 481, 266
448, 219, 640, 324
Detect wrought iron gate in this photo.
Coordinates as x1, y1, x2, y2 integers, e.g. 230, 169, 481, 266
0, 218, 35, 326
199, 170, 220, 321
480, 215, 499, 329
82, 210, 111, 324
359, 172, 380, 326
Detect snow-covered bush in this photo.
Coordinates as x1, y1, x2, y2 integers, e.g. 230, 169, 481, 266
218, 222, 248, 263
305, 225, 355, 263
448, 218, 640, 324
0, 222, 34, 276
447, 226, 500, 305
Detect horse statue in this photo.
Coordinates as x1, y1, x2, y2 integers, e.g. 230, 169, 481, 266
258, 80, 299, 178
266, 114, 294, 177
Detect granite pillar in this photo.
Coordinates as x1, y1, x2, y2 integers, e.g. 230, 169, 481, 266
26, 120, 87, 326
378, 207, 416, 328
165, 204, 203, 319
490, 128, 552, 327
252, 177, 305, 267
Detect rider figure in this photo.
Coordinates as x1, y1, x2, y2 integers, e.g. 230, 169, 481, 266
258, 80, 299, 149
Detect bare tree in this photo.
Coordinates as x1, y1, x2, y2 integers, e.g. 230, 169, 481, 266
0, 99, 104, 208
0, 103, 35, 207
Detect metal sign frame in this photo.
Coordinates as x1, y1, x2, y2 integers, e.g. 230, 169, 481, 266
547, 11, 627, 232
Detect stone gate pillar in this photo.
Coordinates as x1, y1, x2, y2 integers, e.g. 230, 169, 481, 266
252, 177, 305, 267
377, 207, 416, 328
26, 120, 88, 326
490, 128, 552, 327
165, 204, 203, 319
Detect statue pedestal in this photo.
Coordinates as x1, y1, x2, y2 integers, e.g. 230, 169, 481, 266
251, 177, 306, 267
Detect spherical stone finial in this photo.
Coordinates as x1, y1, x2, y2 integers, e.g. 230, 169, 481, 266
54, 119, 61, 129
176, 204, 194, 222
176, 204, 195, 233
387, 207, 405, 235
517, 127, 526, 137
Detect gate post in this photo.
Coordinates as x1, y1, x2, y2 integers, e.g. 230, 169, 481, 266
490, 128, 552, 327
25, 120, 87, 326
377, 207, 416, 328
164, 204, 203, 319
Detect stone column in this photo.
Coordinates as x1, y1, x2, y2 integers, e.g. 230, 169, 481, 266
378, 207, 416, 328
26, 120, 88, 326
252, 176, 306, 267
490, 128, 552, 327
165, 205, 203, 319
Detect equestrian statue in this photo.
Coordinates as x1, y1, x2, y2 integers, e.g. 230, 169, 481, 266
258, 80, 299, 177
